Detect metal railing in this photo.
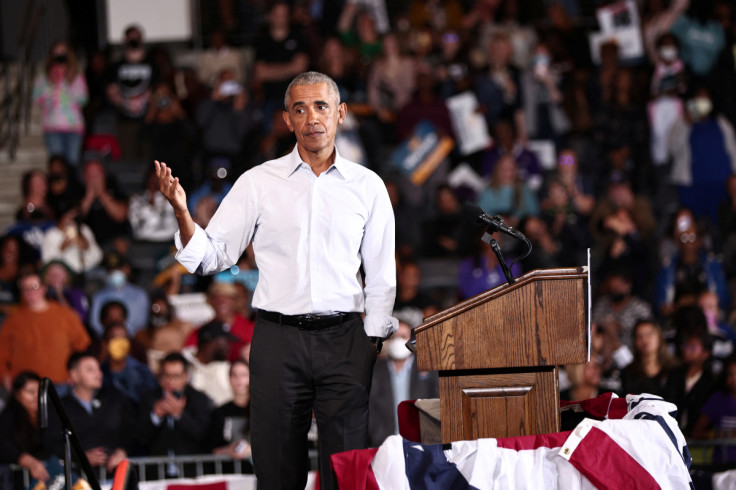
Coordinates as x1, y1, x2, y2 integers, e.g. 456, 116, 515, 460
0, 0, 44, 162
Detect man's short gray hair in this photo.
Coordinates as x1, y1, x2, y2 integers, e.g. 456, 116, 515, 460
284, 71, 341, 110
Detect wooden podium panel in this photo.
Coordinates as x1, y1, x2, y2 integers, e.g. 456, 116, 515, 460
415, 267, 588, 443
440, 368, 559, 441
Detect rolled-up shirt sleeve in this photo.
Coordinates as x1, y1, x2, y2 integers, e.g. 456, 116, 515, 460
361, 176, 398, 338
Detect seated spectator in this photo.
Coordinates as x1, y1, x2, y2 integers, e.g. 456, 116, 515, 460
0, 234, 37, 306
184, 282, 254, 362
135, 295, 195, 372
515, 216, 561, 271
550, 149, 595, 217
561, 360, 602, 402
89, 252, 150, 338
620, 319, 678, 397
207, 359, 252, 462
15, 170, 55, 224
699, 290, 736, 363
368, 319, 439, 447
719, 174, 736, 276
692, 354, 736, 463
481, 118, 543, 191
394, 261, 439, 324
592, 270, 653, 352
385, 180, 422, 262
476, 154, 539, 223
0, 371, 54, 485
539, 178, 591, 268
46, 155, 84, 219
655, 208, 730, 318
139, 352, 213, 463
100, 323, 158, 407
182, 321, 234, 406
664, 308, 716, 437
79, 158, 130, 248
456, 234, 522, 300
94, 300, 148, 363
53, 352, 131, 474
421, 184, 470, 258
40, 203, 103, 274
198, 30, 246, 88
0, 271, 90, 388
128, 167, 179, 242
41, 259, 89, 325
396, 70, 454, 142
32, 41, 88, 167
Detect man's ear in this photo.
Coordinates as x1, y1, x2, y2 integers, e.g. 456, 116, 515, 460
337, 103, 347, 125
282, 110, 294, 132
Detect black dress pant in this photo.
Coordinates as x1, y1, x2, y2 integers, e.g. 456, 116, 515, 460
249, 314, 376, 490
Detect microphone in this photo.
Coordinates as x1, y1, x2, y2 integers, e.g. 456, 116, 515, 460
461, 202, 527, 241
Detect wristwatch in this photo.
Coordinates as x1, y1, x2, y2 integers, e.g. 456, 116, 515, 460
369, 336, 384, 355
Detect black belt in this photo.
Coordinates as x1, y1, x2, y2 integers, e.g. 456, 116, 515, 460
258, 310, 361, 330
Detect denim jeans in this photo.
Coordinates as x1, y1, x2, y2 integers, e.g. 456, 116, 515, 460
44, 132, 84, 166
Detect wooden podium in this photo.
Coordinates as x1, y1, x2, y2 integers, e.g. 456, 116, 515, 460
414, 267, 589, 443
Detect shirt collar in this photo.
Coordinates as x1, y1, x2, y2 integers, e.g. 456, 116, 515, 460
285, 145, 351, 181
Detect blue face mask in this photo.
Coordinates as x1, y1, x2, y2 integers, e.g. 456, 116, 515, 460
107, 270, 126, 289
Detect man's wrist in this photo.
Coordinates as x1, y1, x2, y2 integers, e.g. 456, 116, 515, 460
369, 336, 384, 355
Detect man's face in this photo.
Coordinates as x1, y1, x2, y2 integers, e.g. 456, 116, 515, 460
160, 361, 188, 394
102, 305, 127, 329
282, 83, 346, 157
71, 357, 103, 391
19, 275, 47, 308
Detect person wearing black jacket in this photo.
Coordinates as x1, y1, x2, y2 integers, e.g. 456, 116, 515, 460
138, 352, 213, 465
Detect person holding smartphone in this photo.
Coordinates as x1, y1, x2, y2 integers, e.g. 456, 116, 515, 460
138, 352, 213, 468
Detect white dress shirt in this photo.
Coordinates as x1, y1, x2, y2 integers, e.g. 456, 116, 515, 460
176, 146, 398, 337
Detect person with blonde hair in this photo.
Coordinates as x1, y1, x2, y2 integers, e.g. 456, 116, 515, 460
33, 41, 88, 166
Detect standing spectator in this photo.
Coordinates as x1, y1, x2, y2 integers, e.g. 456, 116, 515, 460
207, 359, 252, 462
79, 159, 130, 248
0, 235, 36, 307
53, 352, 131, 474
195, 69, 255, 177
198, 30, 246, 88
396, 70, 454, 142
134, 295, 194, 370
106, 25, 158, 160
368, 320, 439, 447
100, 323, 158, 407
457, 235, 522, 300
669, 86, 736, 226
421, 183, 469, 258
182, 321, 235, 406
139, 353, 213, 462
32, 41, 88, 166
89, 252, 150, 338
252, 2, 309, 131
366, 33, 416, 131
620, 320, 679, 397
481, 118, 543, 191
143, 83, 196, 191
670, 1, 725, 78
0, 372, 52, 485
0, 272, 90, 388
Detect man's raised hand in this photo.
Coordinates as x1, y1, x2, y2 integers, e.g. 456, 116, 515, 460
155, 160, 187, 213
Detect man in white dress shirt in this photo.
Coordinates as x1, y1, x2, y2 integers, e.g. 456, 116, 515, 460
156, 71, 397, 490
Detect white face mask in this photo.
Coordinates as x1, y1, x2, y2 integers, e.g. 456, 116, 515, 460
659, 45, 678, 62
107, 270, 126, 289
386, 338, 412, 360
687, 97, 712, 120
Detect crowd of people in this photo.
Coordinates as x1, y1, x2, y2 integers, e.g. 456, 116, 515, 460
3, 0, 736, 482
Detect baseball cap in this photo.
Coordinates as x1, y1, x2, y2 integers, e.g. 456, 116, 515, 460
197, 320, 239, 345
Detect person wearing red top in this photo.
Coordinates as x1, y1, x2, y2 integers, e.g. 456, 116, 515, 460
183, 282, 254, 361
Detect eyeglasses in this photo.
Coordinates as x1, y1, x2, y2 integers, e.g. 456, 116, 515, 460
679, 232, 697, 243
20, 282, 41, 292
